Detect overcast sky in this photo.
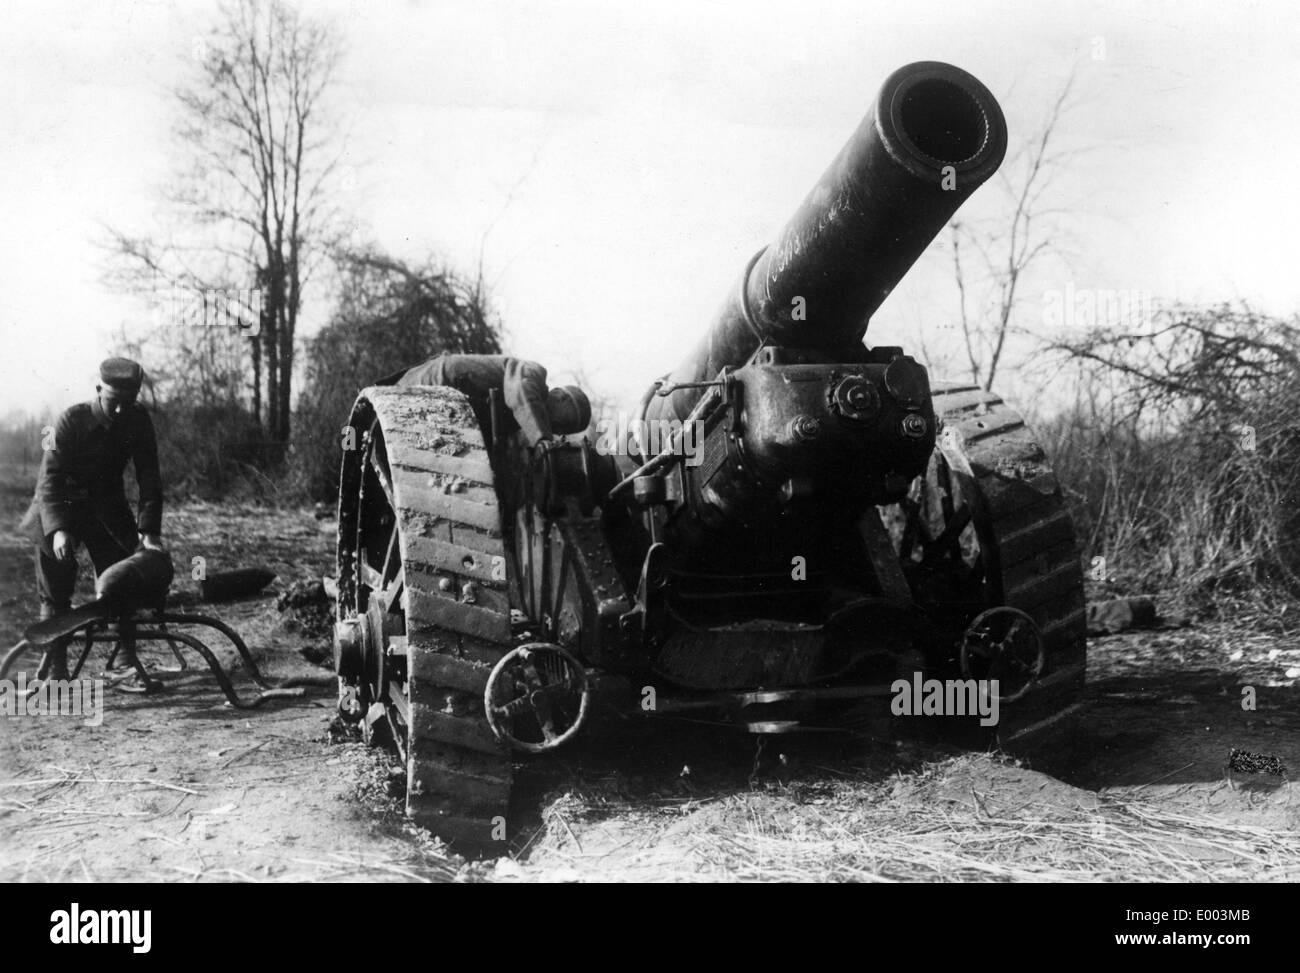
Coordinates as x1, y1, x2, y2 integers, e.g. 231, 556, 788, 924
2, 0, 1298, 420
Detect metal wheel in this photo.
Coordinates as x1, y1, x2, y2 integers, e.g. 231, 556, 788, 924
485, 642, 590, 753
885, 382, 1087, 746
960, 606, 1046, 703
353, 420, 405, 748
337, 386, 515, 852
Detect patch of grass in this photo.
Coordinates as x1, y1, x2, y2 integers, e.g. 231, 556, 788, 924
516, 751, 1300, 882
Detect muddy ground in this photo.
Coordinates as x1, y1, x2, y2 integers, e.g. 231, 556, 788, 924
2, 480, 1298, 882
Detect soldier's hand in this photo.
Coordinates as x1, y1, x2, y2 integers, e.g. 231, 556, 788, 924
52, 530, 74, 560
140, 533, 164, 552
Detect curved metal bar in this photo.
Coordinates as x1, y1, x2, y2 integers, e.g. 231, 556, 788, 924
0, 639, 31, 680
69, 630, 96, 680
150, 612, 272, 688
607, 382, 725, 500
90, 629, 185, 676
13, 610, 317, 707
154, 622, 190, 670
132, 629, 301, 709
630, 375, 668, 462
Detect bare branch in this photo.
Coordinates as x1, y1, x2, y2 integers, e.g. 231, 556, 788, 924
100, 0, 345, 447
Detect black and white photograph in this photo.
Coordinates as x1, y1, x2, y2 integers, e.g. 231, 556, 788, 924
0, 0, 1296, 911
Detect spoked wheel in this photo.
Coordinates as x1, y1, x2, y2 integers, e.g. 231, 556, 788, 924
960, 606, 1046, 704
510, 486, 590, 651
355, 420, 417, 750
337, 386, 516, 853
341, 422, 406, 748
484, 643, 590, 753
500, 464, 605, 747
883, 382, 1087, 751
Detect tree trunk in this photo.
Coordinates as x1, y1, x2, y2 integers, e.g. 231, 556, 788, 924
250, 323, 263, 426
265, 306, 280, 448
277, 304, 292, 444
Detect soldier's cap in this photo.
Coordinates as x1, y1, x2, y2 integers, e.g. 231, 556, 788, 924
547, 385, 592, 434
99, 357, 145, 395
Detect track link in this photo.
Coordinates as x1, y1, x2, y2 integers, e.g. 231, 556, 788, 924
343, 386, 516, 851
929, 382, 1087, 752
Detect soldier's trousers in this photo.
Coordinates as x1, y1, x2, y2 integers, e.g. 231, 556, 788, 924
35, 516, 134, 614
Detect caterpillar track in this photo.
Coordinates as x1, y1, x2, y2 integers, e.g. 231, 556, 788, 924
336, 382, 1086, 850
338, 386, 516, 851
926, 381, 1087, 751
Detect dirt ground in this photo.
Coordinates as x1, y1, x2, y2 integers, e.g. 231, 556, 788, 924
2, 480, 1298, 882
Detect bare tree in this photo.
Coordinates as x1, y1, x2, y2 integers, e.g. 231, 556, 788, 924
105, 0, 345, 453
946, 68, 1084, 390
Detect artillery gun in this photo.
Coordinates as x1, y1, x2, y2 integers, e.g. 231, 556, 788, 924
334, 62, 1086, 850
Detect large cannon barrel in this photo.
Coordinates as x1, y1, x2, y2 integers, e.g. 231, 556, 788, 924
650, 61, 1007, 423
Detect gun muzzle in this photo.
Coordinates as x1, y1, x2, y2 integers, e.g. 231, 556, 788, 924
650, 61, 1007, 423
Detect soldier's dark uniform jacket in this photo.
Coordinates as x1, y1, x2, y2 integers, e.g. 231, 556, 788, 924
377, 354, 553, 447
24, 397, 162, 611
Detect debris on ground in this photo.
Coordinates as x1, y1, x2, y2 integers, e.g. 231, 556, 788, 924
200, 567, 277, 603
1087, 596, 1189, 635
275, 579, 334, 652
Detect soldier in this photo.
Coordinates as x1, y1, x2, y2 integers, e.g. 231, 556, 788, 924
23, 358, 164, 680
376, 354, 590, 447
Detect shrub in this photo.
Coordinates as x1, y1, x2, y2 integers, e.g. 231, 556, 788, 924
1041, 303, 1300, 607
